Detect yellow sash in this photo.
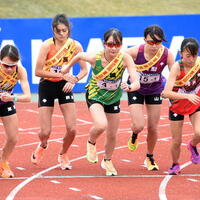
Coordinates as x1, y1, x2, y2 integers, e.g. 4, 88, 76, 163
175, 57, 200, 87
0, 65, 18, 90
135, 46, 165, 71
44, 38, 76, 71
93, 52, 123, 80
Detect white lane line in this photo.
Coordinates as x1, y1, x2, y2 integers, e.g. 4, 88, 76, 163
69, 187, 81, 191
159, 161, 192, 200
4, 173, 200, 180
121, 159, 132, 163
15, 167, 25, 171
88, 194, 103, 200
187, 178, 199, 182
50, 180, 61, 184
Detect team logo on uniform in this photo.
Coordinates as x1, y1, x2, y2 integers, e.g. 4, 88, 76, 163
42, 99, 47, 103
154, 97, 160, 101
110, 73, 116, 78
160, 62, 164, 66
114, 106, 118, 110
66, 96, 70, 100
132, 96, 137, 100
7, 107, 13, 112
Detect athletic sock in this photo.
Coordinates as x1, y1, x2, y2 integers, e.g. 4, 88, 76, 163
146, 153, 153, 158
131, 133, 138, 143
104, 158, 111, 162
88, 140, 96, 145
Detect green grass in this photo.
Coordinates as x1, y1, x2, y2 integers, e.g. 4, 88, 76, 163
0, 0, 200, 18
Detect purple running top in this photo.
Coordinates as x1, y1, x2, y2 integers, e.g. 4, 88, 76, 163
131, 44, 169, 95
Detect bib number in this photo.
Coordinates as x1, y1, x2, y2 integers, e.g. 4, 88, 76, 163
97, 79, 121, 91
140, 73, 160, 84
50, 65, 62, 73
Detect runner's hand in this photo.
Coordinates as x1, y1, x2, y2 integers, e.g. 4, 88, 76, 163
187, 94, 200, 104
0, 92, 13, 102
62, 73, 77, 83
121, 82, 131, 92
62, 82, 75, 93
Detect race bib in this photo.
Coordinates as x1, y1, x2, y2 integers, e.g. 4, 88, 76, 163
139, 73, 160, 84
50, 65, 62, 73
97, 79, 121, 91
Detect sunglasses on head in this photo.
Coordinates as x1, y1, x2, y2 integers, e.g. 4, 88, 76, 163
0, 61, 17, 68
146, 40, 162, 45
104, 42, 122, 48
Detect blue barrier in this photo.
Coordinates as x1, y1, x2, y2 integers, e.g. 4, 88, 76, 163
0, 14, 199, 93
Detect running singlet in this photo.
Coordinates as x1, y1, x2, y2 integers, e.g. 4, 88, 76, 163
132, 44, 168, 95
43, 38, 76, 82
169, 60, 200, 115
86, 51, 125, 105
0, 64, 18, 105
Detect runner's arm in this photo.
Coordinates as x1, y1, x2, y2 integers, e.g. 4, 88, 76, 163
35, 41, 63, 79
122, 52, 140, 92
125, 46, 139, 61
73, 41, 88, 81
61, 51, 96, 74
1, 66, 31, 102
167, 50, 175, 70
162, 62, 192, 100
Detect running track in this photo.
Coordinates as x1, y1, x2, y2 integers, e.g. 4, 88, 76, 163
0, 100, 199, 200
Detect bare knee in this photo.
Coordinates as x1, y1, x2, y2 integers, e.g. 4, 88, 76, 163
147, 124, 158, 135
94, 123, 107, 134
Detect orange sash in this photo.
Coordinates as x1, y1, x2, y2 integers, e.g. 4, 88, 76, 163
0, 65, 18, 90
174, 57, 200, 86
93, 52, 123, 80
44, 38, 76, 81
135, 46, 164, 71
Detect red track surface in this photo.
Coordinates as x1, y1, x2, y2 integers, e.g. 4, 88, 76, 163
0, 100, 199, 200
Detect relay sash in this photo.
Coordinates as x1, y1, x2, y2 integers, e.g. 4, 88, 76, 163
170, 57, 200, 115
174, 57, 200, 86
44, 38, 76, 81
93, 52, 123, 80
44, 38, 76, 70
135, 46, 164, 72
0, 65, 18, 90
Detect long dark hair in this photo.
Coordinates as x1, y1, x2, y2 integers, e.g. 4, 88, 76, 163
180, 38, 199, 56
144, 25, 166, 42
0, 44, 20, 62
52, 14, 71, 37
104, 28, 122, 44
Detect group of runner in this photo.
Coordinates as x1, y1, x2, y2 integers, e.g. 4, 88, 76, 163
0, 13, 200, 178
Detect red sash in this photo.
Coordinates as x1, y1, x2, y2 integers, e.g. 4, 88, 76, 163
170, 89, 200, 115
